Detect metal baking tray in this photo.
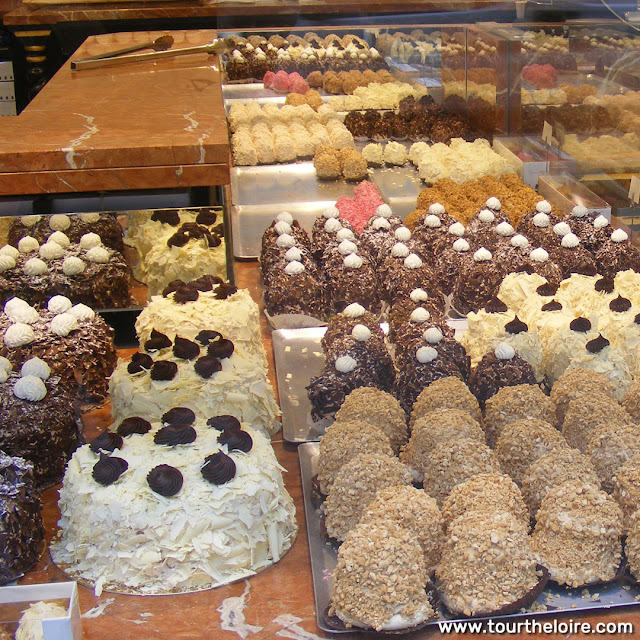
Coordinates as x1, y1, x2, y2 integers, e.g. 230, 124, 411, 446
299, 442, 640, 634
274, 320, 467, 443
223, 82, 337, 108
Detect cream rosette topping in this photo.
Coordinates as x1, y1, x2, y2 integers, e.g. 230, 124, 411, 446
495, 222, 515, 237
423, 215, 442, 229
0, 356, 11, 383
410, 288, 429, 303
323, 206, 340, 219
395, 227, 412, 242
335, 355, 358, 373
594, 215, 609, 230
275, 212, 294, 225
553, 222, 571, 237
0, 245, 19, 259
344, 254, 363, 269
0, 255, 16, 273
284, 260, 305, 276
423, 327, 443, 344
495, 342, 516, 360
324, 218, 342, 233
20, 215, 41, 228
68, 303, 95, 321
48, 231, 71, 248
21, 357, 51, 380
404, 254, 423, 269
49, 214, 71, 231
532, 213, 550, 228
62, 256, 85, 276
4, 323, 35, 348
48, 295, 73, 314
410, 307, 431, 323
473, 248, 492, 262
276, 233, 296, 249
453, 238, 470, 253
284, 247, 302, 263
428, 203, 446, 216
342, 303, 366, 318
86, 246, 110, 264
449, 222, 465, 237
24, 258, 48, 276
486, 197, 501, 211
79, 232, 102, 250
376, 204, 393, 218
4, 299, 39, 324
510, 234, 529, 249
273, 221, 292, 237
391, 243, 410, 258
336, 228, 355, 242
571, 205, 589, 218
530, 248, 549, 263
13, 375, 47, 402
561, 233, 580, 249
352, 324, 371, 342
18, 237, 39, 254
416, 346, 438, 363
478, 209, 495, 224
372, 218, 391, 231
338, 240, 358, 256
612, 229, 629, 243
50, 313, 79, 337
79, 212, 101, 224
536, 200, 552, 214
39, 241, 65, 260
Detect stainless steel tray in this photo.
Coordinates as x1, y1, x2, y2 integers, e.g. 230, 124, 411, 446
223, 82, 337, 107
299, 442, 640, 634
274, 320, 467, 443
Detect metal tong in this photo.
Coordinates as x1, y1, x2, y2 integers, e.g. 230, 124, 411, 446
71, 36, 227, 71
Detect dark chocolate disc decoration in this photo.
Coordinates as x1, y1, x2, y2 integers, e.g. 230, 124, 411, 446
154, 425, 197, 446
162, 407, 196, 426
194, 356, 222, 379
90, 431, 123, 454
214, 284, 238, 300
150, 360, 178, 381
195, 330, 222, 346
505, 316, 528, 334
151, 210, 180, 226
207, 338, 234, 360
144, 329, 172, 352
595, 277, 615, 294
610, 295, 632, 313
167, 233, 189, 248
218, 429, 253, 453
635, 313, 640, 325
536, 282, 559, 297
586, 334, 610, 353
570, 317, 592, 333
173, 286, 199, 304
201, 452, 236, 485
206, 233, 222, 248
541, 300, 562, 312
162, 279, 186, 297
207, 415, 241, 431
92, 453, 128, 486
127, 353, 154, 374
195, 209, 217, 226
485, 297, 508, 313
147, 465, 183, 496
173, 336, 201, 361
117, 417, 152, 437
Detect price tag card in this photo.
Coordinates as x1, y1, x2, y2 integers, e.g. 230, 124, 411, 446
630, 175, 640, 204
542, 121, 553, 145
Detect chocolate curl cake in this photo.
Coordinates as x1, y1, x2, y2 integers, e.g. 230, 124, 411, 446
263, 260, 326, 319
451, 247, 504, 315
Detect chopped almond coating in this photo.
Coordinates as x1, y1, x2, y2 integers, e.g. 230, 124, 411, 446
625, 510, 640, 581
613, 455, 640, 535
622, 379, 640, 423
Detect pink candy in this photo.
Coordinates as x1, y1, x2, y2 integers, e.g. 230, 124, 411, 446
263, 71, 276, 89
290, 77, 310, 95
336, 181, 384, 233
272, 70, 291, 93
522, 64, 558, 89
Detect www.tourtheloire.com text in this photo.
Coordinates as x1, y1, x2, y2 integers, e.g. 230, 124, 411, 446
438, 619, 634, 634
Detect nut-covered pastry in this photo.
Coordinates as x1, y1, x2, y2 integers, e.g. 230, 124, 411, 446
359, 485, 444, 576
329, 521, 435, 631
316, 419, 393, 495
324, 453, 412, 542
484, 384, 556, 447
521, 447, 600, 517
612, 455, 640, 535
531, 480, 622, 587
623, 379, 640, 423
495, 419, 569, 487
625, 511, 640, 582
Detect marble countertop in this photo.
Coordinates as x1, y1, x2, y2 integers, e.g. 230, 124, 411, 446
0, 29, 230, 196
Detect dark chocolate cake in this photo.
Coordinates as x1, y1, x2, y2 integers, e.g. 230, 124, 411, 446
451, 248, 504, 315
594, 229, 640, 278
263, 261, 326, 318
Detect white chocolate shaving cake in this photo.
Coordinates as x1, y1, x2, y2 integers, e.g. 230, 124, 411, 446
51, 413, 296, 595
109, 328, 280, 437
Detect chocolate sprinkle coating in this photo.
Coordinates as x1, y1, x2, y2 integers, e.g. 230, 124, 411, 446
218, 429, 253, 452
147, 464, 183, 496
195, 330, 222, 346
536, 282, 559, 297
505, 316, 528, 334
144, 329, 172, 352
173, 286, 199, 304
541, 300, 562, 312
173, 336, 201, 361
570, 317, 592, 333
207, 415, 241, 431
610, 295, 632, 313
207, 338, 234, 360
201, 452, 236, 485
162, 407, 196, 425
151, 210, 180, 226
595, 277, 615, 294
194, 356, 222, 379
586, 334, 610, 353
90, 431, 123, 454
117, 417, 152, 437
154, 425, 197, 446
485, 297, 508, 313
195, 210, 217, 226
127, 352, 154, 374
92, 453, 128, 486
150, 360, 178, 381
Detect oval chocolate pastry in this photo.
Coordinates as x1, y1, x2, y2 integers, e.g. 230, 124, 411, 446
147, 465, 183, 496
90, 431, 123, 454
150, 360, 178, 381
201, 452, 236, 485
92, 453, 128, 486
194, 356, 222, 379
207, 338, 234, 360
162, 407, 195, 425
127, 352, 153, 374
144, 329, 172, 352
151, 210, 180, 226
154, 425, 197, 446
207, 415, 241, 432
218, 429, 252, 453
173, 336, 200, 360
117, 416, 152, 437
195, 329, 222, 346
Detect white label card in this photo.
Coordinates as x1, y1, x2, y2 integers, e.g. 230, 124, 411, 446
629, 176, 640, 205
542, 121, 553, 145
